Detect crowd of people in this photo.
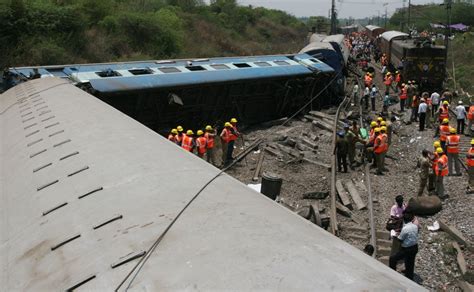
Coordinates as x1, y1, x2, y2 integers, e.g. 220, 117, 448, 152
167, 118, 241, 167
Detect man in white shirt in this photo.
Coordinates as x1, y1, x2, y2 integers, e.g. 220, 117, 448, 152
389, 212, 419, 280
455, 100, 467, 134
352, 83, 359, 105
431, 91, 440, 117
363, 86, 370, 110
418, 98, 428, 131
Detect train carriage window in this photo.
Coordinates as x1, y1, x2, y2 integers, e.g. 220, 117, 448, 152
158, 67, 181, 73
274, 61, 290, 66
255, 62, 272, 67
210, 64, 230, 70
234, 63, 251, 68
129, 68, 154, 75
96, 69, 121, 77
185, 66, 206, 71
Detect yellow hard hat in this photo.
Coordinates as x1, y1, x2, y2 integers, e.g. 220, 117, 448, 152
205, 125, 213, 131
177, 126, 183, 132
186, 130, 194, 135
377, 117, 383, 122
197, 130, 204, 136
230, 118, 238, 123
433, 141, 441, 147
381, 121, 387, 126
471, 139, 474, 145
171, 128, 178, 134
370, 121, 377, 127
449, 127, 456, 134
436, 147, 444, 154
374, 127, 381, 133
386, 72, 391, 75
381, 126, 387, 132
443, 101, 449, 105
224, 122, 232, 127
442, 118, 449, 124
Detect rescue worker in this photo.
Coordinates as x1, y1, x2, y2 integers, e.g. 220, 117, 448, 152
399, 83, 407, 112
204, 125, 217, 165
446, 127, 461, 176
168, 128, 178, 144
220, 122, 233, 166
176, 125, 184, 145
229, 117, 240, 159
377, 117, 384, 127
435, 101, 450, 137
384, 72, 392, 95
435, 147, 448, 198
370, 84, 378, 111
439, 118, 450, 153
406, 81, 414, 109
394, 71, 401, 93
373, 127, 386, 175
181, 130, 195, 152
411, 95, 420, 122
417, 150, 431, 196
195, 130, 207, 159
368, 121, 377, 145
431, 91, 440, 117
467, 101, 474, 136
380, 126, 389, 168
466, 139, 474, 193
428, 141, 441, 192
335, 131, 349, 173
345, 124, 361, 168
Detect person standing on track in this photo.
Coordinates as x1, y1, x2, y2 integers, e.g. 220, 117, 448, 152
204, 125, 217, 165
418, 98, 428, 131
373, 127, 386, 175
411, 95, 420, 122
220, 122, 232, 166
168, 128, 178, 144
466, 139, 474, 193
399, 83, 407, 112
352, 82, 359, 105
195, 130, 207, 159
431, 91, 440, 117
429, 141, 441, 192
435, 147, 449, 198
455, 101, 467, 134
370, 84, 378, 112
363, 86, 370, 110
439, 118, 450, 153
176, 125, 185, 145
467, 101, 474, 136
384, 72, 392, 95
182, 130, 195, 153
417, 150, 431, 196
389, 212, 419, 280
446, 127, 461, 176
335, 131, 349, 173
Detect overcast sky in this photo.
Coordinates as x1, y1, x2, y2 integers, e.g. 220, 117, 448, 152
235, 0, 441, 19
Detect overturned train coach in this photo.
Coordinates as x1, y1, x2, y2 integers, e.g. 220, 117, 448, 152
380, 30, 446, 91
3, 54, 335, 134
0, 78, 426, 291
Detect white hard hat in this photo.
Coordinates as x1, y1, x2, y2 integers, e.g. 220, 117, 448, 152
458, 100, 463, 104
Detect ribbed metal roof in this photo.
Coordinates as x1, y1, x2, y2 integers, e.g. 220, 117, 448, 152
381, 31, 409, 42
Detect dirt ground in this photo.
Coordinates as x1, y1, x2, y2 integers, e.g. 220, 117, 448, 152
223, 70, 473, 290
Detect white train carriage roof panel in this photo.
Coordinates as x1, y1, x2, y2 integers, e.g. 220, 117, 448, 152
381, 31, 409, 42
1, 78, 425, 291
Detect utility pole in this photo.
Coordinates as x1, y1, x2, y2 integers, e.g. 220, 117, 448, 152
383, 3, 388, 29
330, 0, 337, 34
444, 0, 452, 69
376, 10, 380, 26
407, 0, 411, 32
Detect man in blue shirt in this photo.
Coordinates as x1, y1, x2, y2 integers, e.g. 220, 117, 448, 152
389, 212, 419, 280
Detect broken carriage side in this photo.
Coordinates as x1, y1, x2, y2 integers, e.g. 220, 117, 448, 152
8, 54, 336, 134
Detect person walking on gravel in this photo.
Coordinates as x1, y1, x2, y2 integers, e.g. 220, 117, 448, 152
455, 100, 467, 134
417, 150, 431, 196
418, 98, 428, 131
446, 127, 461, 176
389, 212, 419, 280
435, 147, 449, 198
466, 139, 474, 193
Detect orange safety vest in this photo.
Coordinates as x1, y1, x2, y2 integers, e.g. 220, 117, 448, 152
181, 135, 193, 152
196, 136, 207, 154
364, 75, 372, 86
204, 132, 215, 149
432, 152, 439, 171
221, 128, 231, 143
439, 125, 450, 142
446, 134, 460, 154
467, 147, 474, 167
412, 96, 419, 108
369, 129, 375, 144
384, 76, 392, 86
395, 74, 401, 82
399, 87, 407, 100
435, 154, 448, 176
381, 133, 388, 152
229, 125, 239, 141
468, 106, 474, 120
439, 106, 449, 121
374, 135, 386, 154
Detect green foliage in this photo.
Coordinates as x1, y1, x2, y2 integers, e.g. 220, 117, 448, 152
1, 0, 307, 67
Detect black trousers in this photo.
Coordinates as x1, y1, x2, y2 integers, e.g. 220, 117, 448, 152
226, 140, 235, 162
432, 104, 439, 117
371, 97, 376, 111
337, 152, 348, 172
363, 95, 369, 109
419, 112, 426, 131
457, 118, 465, 134
389, 244, 418, 280
400, 99, 405, 112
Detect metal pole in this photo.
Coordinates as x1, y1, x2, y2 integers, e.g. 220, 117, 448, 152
384, 7, 388, 29
331, 0, 337, 34
444, 0, 452, 69
407, 0, 411, 31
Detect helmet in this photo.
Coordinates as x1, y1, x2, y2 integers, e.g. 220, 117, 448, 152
171, 128, 178, 134
442, 118, 449, 124
408, 81, 412, 84
230, 118, 237, 123
450, 127, 456, 134
224, 122, 232, 127
386, 72, 391, 75
377, 117, 383, 122
381, 121, 387, 126
458, 100, 463, 105
186, 130, 194, 135
370, 121, 377, 127
205, 125, 213, 131
396, 71, 399, 73
177, 126, 183, 132
374, 127, 381, 133
381, 126, 387, 132
197, 130, 204, 136
420, 98, 425, 102
471, 139, 474, 145
443, 101, 449, 105
401, 83, 405, 87
433, 141, 441, 147
436, 147, 444, 154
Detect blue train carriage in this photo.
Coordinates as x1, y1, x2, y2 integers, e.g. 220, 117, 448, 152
299, 40, 347, 98
9, 55, 334, 134
0, 78, 426, 291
